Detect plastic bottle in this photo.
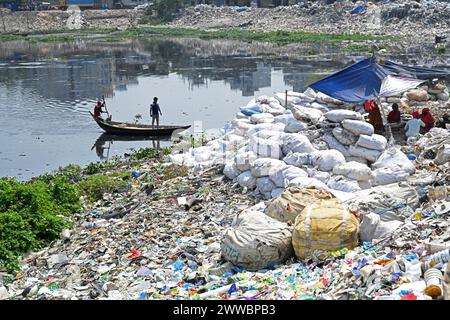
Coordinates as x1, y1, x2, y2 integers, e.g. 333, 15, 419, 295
423, 249, 450, 271
424, 268, 443, 299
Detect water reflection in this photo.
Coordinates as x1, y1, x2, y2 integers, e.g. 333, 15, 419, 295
92, 133, 171, 161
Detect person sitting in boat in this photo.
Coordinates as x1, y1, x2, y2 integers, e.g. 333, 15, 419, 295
387, 103, 401, 124
94, 100, 106, 119
150, 97, 162, 127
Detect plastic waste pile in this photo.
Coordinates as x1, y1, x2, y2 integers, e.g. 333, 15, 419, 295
2, 88, 449, 301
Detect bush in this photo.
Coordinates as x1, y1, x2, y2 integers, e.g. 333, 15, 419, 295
0, 178, 80, 271
130, 147, 172, 160
79, 175, 126, 203
147, 0, 184, 22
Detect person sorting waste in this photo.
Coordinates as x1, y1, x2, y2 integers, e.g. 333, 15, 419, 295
420, 107, 435, 133
387, 103, 401, 124
404, 111, 425, 139
363, 99, 383, 133
150, 97, 162, 128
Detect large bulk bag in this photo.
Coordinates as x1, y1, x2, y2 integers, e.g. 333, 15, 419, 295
348, 145, 381, 163
332, 161, 373, 181
324, 110, 362, 123
292, 105, 323, 124
269, 165, 308, 188
281, 133, 315, 155
342, 119, 374, 136
221, 210, 293, 271
311, 149, 346, 172
265, 187, 335, 223
237, 171, 257, 189
292, 199, 359, 261
356, 134, 387, 151
332, 127, 358, 146
250, 158, 286, 177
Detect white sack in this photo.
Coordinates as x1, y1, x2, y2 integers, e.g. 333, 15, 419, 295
327, 176, 361, 193
291, 105, 323, 124
332, 127, 358, 146
349, 145, 382, 163
322, 133, 351, 158
250, 158, 286, 177
324, 110, 362, 123
371, 147, 415, 174
356, 134, 388, 151
224, 162, 241, 180
281, 133, 316, 155
283, 152, 314, 167
342, 119, 375, 136
250, 137, 283, 159
250, 112, 275, 124
333, 161, 373, 181
237, 171, 257, 189
285, 119, 308, 133
312, 149, 346, 172
269, 165, 308, 188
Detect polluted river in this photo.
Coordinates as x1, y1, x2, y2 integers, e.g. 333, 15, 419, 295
1, 34, 450, 301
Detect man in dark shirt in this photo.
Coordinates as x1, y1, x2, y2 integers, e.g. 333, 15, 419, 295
150, 97, 162, 127
387, 103, 401, 123
94, 100, 105, 118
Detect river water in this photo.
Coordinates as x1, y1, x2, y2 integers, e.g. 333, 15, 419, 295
0, 37, 448, 179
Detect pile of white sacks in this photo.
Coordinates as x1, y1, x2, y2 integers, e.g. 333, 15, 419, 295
169, 89, 417, 200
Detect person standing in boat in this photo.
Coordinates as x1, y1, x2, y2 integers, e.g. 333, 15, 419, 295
93, 100, 106, 119
150, 97, 162, 128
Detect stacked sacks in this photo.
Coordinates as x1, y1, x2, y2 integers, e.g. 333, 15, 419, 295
221, 209, 293, 271
292, 199, 359, 261
265, 187, 335, 223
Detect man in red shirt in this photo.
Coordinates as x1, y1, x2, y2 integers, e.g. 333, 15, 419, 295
94, 100, 105, 119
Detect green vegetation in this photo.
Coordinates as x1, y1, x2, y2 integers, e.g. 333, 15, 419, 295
138, 27, 388, 44
130, 147, 172, 161
0, 176, 80, 271
142, 0, 184, 23
0, 146, 178, 271
0, 25, 390, 46
434, 46, 447, 54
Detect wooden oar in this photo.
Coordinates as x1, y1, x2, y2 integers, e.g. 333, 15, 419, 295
102, 95, 110, 117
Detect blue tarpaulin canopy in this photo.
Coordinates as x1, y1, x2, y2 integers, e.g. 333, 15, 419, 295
309, 57, 449, 103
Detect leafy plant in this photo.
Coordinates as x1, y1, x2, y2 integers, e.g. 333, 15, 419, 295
0, 177, 80, 271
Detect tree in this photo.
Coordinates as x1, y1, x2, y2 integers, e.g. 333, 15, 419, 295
152, 0, 184, 22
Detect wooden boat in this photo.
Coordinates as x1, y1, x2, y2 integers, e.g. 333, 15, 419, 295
90, 112, 191, 136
